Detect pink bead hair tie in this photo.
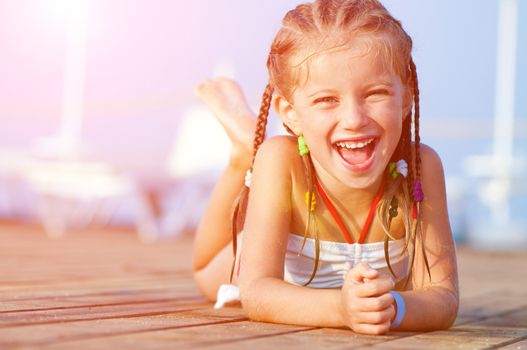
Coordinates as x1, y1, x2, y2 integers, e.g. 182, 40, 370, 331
413, 180, 424, 202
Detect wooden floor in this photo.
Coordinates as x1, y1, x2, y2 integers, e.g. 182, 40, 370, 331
1, 222, 526, 350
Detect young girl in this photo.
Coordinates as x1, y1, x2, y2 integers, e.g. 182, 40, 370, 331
193, 0, 458, 335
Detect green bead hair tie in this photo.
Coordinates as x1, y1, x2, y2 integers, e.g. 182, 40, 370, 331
389, 162, 398, 179
297, 135, 309, 156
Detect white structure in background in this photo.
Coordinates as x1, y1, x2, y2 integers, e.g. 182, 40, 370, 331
35, 0, 89, 157
464, 0, 526, 248
10, 1, 156, 240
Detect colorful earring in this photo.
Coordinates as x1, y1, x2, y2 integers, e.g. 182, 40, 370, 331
297, 135, 309, 156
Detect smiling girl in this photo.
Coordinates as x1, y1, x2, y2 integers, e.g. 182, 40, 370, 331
193, 0, 458, 334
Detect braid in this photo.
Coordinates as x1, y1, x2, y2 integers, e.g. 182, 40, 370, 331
250, 84, 274, 168
229, 83, 274, 282
408, 58, 431, 281
403, 112, 414, 206
409, 59, 421, 182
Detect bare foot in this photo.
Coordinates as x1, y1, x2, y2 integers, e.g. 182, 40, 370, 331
194, 78, 256, 168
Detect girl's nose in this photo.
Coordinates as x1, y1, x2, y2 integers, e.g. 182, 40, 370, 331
339, 101, 369, 130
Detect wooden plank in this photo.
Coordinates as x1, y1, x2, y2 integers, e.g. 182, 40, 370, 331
456, 290, 527, 325
7, 317, 311, 349
456, 246, 527, 300
496, 338, 527, 349
0, 297, 208, 327
0, 302, 246, 330
0, 308, 248, 348
196, 325, 412, 350
1, 222, 527, 349
356, 306, 527, 349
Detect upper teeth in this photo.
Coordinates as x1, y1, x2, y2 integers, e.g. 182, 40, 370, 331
336, 138, 374, 149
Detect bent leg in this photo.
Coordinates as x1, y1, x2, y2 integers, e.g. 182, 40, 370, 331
192, 78, 255, 300
194, 233, 242, 301
192, 162, 246, 271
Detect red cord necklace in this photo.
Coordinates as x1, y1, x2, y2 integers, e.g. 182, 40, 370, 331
314, 176, 385, 244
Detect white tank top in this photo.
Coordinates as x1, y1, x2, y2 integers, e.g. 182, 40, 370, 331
214, 233, 409, 308
284, 233, 409, 288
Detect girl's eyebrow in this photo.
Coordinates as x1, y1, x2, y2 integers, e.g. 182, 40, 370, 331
307, 89, 339, 98
365, 80, 394, 88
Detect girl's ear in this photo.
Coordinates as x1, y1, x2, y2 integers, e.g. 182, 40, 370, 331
273, 94, 302, 135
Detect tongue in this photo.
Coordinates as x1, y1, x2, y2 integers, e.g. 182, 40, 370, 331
338, 144, 373, 165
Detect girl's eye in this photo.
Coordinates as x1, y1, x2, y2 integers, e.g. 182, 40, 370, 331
366, 89, 390, 98
313, 96, 339, 105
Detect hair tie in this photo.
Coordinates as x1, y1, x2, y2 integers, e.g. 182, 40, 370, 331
388, 159, 408, 179
396, 160, 408, 178
244, 169, 252, 188
305, 192, 316, 212
413, 180, 424, 202
389, 196, 398, 218
297, 135, 309, 156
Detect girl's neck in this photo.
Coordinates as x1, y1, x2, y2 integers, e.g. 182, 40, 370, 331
311, 158, 384, 208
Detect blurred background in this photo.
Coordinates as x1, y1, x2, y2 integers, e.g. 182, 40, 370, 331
0, 0, 525, 248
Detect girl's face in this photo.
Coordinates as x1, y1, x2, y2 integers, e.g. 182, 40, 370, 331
290, 44, 407, 190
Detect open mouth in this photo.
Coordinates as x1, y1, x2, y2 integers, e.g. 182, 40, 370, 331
334, 137, 378, 171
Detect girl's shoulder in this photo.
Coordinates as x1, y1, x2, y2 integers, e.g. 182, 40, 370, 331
416, 143, 445, 178
255, 135, 301, 164
252, 135, 304, 186
415, 143, 447, 204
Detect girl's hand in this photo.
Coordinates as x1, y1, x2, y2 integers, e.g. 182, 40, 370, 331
341, 262, 396, 334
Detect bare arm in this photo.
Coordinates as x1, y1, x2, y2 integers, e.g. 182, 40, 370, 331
238, 136, 347, 327
239, 138, 458, 332
392, 145, 459, 331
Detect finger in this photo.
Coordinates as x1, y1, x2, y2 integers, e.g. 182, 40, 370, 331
360, 292, 395, 312
352, 321, 391, 335
346, 262, 379, 284
364, 270, 393, 283
356, 305, 395, 324
355, 278, 395, 298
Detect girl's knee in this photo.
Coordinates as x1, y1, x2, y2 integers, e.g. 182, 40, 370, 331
193, 267, 219, 302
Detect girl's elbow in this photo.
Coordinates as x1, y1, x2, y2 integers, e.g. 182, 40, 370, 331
447, 298, 460, 328
439, 292, 459, 329
240, 293, 268, 322
240, 297, 258, 321
239, 279, 268, 322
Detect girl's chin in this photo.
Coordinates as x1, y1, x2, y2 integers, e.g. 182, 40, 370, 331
336, 172, 382, 190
